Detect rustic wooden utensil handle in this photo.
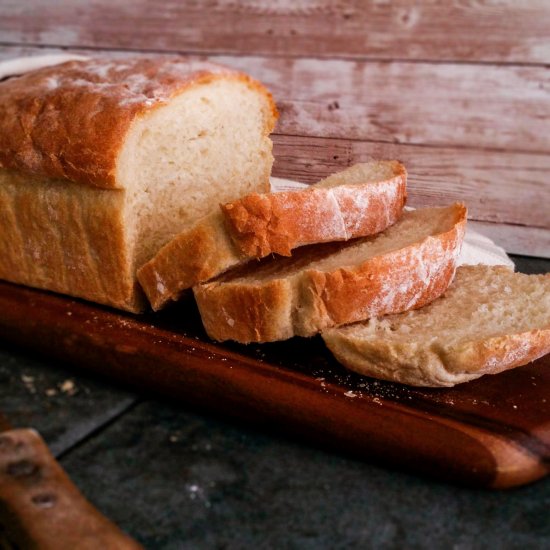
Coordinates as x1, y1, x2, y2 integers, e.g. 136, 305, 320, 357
0, 428, 142, 549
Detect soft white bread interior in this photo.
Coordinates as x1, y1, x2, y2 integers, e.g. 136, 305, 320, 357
138, 160, 407, 311
323, 265, 550, 387
121, 79, 275, 269
0, 58, 276, 312
194, 203, 466, 343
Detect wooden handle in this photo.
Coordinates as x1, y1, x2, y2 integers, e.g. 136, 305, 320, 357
0, 428, 142, 549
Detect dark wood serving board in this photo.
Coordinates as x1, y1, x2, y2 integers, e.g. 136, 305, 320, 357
0, 281, 548, 489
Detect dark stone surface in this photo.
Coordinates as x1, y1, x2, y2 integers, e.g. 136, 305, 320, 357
0, 345, 137, 455
61, 399, 550, 550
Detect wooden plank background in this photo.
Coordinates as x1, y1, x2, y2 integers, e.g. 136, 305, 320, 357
2, 0, 549, 64
0, 1, 549, 256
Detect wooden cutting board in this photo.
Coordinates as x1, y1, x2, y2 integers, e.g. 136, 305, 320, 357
0, 281, 548, 489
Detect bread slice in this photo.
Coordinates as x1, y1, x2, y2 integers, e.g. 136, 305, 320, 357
194, 203, 467, 343
0, 57, 277, 312
138, 161, 407, 310
323, 265, 550, 387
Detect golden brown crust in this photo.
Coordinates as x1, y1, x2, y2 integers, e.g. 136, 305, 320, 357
196, 278, 295, 343
0, 169, 143, 312
448, 330, 550, 379
0, 57, 278, 188
221, 162, 407, 257
194, 204, 467, 343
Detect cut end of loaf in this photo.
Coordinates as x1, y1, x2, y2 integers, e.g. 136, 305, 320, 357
323, 265, 550, 387
120, 76, 276, 271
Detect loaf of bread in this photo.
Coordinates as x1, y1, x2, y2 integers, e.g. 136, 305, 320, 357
138, 161, 407, 310
0, 57, 277, 312
323, 265, 550, 387
194, 203, 467, 343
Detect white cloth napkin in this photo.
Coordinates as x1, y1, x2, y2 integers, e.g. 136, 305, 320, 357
271, 177, 514, 269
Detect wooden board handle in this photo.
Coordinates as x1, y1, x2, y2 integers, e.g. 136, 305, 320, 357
0, 428, 142, 549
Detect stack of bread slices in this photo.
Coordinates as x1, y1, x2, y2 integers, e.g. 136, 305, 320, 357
139, 160, 550, 388
1, 56, 548, 388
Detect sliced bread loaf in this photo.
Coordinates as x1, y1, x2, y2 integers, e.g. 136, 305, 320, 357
194, 203, 467, 343
323, 265, 550, 387
0, 57, 277, 312
138, 161, 407, 310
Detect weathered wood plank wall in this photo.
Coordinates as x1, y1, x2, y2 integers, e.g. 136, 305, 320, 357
0, 1, 548, 256
2, 0, 549, 63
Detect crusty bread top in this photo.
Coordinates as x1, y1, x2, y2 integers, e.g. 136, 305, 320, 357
0, 57, 278, 189
323, 265, 550, 387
